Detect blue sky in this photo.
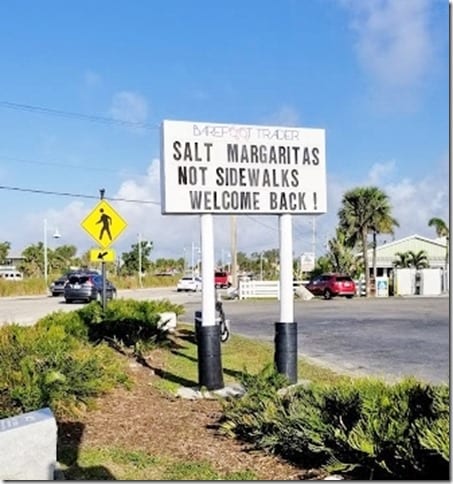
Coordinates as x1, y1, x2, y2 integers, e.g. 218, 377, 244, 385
0, 0, 449, 263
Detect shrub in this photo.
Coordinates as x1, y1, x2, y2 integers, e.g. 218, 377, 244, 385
77, 299, 183, 348
0, 323, 128, 419
221, 368, 450, 480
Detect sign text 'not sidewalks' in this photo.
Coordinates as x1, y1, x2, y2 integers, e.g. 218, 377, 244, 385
160, 120, 327, 215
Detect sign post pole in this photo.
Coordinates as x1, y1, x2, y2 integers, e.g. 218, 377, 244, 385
275, 214, 297, 383
99, 189, 107, 312
198, 213, 224, 390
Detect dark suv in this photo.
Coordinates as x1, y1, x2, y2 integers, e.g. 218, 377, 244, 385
64, 273, 117, 303
305, 273, 356, 299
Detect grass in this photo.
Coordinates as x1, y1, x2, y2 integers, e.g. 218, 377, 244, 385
59, 446, 258, 480
155, 323, 347, 393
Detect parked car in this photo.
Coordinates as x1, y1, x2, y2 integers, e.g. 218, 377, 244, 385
64, 273, 116, 303
49, 274, 69, 296
177, 275, 202, 292
214, 271, 231, 289
0, 270, 23, 281
305, 273, 356, 299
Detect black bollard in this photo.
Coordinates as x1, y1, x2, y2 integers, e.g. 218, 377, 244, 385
195, 311, 224, 390
274, 322, 298, 383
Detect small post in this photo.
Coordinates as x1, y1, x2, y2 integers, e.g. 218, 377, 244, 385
99, 188, 107, 311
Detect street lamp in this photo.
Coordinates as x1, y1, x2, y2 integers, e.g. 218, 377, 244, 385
43, 219, 61, 287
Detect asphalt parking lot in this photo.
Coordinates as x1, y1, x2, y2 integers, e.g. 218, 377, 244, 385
183, 295, 450, 384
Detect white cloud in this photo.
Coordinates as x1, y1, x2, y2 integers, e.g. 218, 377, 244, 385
109, 91, 149, 125
367, 160, 397, 185
263, 105, 301, 127
341, 0, 434, 109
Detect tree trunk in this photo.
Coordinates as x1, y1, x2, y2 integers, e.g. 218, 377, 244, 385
373, 230, 377, 281
363, 229, 369, 297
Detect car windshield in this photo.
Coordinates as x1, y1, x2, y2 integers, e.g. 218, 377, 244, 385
69, 275, 90, 284
336, 276, 353, 282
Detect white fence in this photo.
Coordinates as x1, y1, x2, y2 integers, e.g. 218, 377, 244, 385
238, 280, 311, 300
238, 279, 368, 300
239, 280, 280, 299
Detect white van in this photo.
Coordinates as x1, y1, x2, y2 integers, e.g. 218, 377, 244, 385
0, 270, 23, 281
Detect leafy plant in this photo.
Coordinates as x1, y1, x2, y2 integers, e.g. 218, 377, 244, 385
220, 371, 450, 480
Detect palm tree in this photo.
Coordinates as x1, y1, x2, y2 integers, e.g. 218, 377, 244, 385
393, 251, 412, 268
338, 186, 397, 296
407, 250, 429, 270
370, 208, 399, 280
326, 227, 361, 276
428, 217, 449, 290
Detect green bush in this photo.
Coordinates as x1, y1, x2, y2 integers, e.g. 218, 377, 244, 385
0, 298, 183, 418
0, 323, 128, 419
77, 299, 184, 347
221, 368, 450, 480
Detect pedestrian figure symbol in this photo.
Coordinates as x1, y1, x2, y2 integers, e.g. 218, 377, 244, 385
81, 200, 128, 249
96, 208, 112, 241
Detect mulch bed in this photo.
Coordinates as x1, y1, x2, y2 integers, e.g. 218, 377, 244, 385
59, 351, 328, 480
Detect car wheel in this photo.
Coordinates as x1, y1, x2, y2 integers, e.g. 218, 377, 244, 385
65, 299, 72, 304
346, 295, 353, 299
324, 289, 332, 300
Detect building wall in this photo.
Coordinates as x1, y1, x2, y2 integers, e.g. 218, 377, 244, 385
367, 235, 447, 270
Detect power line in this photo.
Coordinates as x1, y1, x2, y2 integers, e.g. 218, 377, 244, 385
0, 154, 130, 174
0, 101, 160, 130
0, 184, 160, 205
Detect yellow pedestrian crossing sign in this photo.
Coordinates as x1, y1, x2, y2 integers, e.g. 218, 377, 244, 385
81, 200, 127, 249
90, 248, 116, 263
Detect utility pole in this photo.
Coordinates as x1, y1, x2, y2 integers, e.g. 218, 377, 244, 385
43, 218, 48, 288
312, 216, 316, 261
138, 232, 142, 288
230, 215, 238, 287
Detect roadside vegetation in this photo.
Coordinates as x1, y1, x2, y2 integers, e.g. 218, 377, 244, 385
0, 298, 449, 480
0, 206, 448, 299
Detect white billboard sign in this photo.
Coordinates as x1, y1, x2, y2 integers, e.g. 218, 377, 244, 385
160, 120, 326, 215
300, 252, 316, 272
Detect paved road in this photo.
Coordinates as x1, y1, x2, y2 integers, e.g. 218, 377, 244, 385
182, 296, 450, 385
0, 289, 449, 384
0, 287, 199, 326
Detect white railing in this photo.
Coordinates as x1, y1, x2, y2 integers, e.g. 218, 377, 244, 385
239, 280, 280, 299
238, 280, 309, 300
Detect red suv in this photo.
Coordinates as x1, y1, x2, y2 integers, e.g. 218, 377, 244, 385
305, 273, 356, 299
215, 271, 231, 289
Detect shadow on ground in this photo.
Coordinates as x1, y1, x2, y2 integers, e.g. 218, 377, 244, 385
58, 421, 116, 480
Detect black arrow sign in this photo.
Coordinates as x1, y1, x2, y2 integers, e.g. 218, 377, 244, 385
97, 251, 109, 260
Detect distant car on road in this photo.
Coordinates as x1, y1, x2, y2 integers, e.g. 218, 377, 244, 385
64, 273, 116, 303
305, 273, 356, 300
50, 269, 100, 297
177, 275, 202, 292
215, 271, 231, 289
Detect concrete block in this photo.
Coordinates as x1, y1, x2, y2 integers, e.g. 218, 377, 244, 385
0, 407, 57, 480
158, 311, 177, 331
